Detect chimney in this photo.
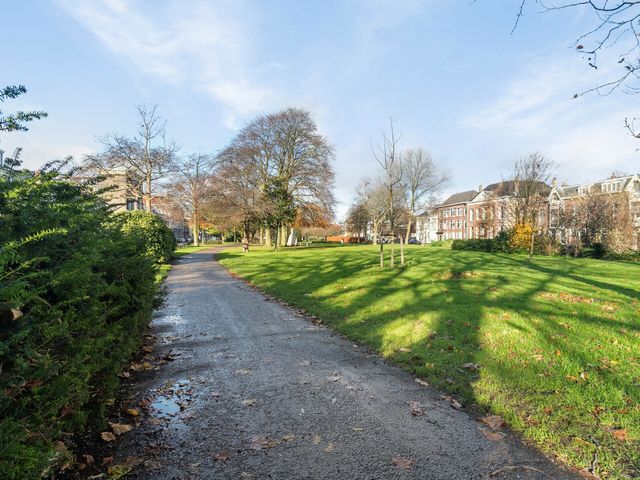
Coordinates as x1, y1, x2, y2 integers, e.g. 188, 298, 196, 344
0, 149, 4, 166
551, 177, 557, 188
478, 184, 483, 192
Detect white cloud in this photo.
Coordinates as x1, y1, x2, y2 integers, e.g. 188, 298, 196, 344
56, 0, 278, 128
461, 52, 638, 182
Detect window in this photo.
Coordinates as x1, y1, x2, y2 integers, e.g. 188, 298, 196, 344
443, 210, 448, 217
456, 220, 461, 229
126, 199, 136, 211
469, 209, 474, 221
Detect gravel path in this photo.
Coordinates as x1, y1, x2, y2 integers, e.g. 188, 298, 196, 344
113, 248, 579, 479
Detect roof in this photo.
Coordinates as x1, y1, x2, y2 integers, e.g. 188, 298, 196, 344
554, 174, 637, 198
484, 180, 551, 197
439, 190, 478, 207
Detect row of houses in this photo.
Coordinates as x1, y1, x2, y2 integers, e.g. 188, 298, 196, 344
414, 174, 640, 249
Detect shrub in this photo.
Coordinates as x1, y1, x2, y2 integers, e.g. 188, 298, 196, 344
428, 239, 453, 248
118, 210, 176, 263
0, 172, 158, 479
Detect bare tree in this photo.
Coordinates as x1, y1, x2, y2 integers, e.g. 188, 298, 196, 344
513, 1, 640, 95
84, 105, 178, 210
373, 118, 404, 267
358, 178, 388, 246
401, 148, 448, 243
509, 153, 555, 259
167, 153, 214, 246
345, 201, 370, 239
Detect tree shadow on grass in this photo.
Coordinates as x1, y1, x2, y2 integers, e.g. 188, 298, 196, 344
217, 246, 640, 477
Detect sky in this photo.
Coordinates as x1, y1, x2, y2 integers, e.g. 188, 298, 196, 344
2, 0, 638, 220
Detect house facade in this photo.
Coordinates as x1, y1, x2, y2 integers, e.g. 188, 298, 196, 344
548, 174, 640, 250
414, 209, 439, 243
70, 167, 143, 213
436, 190, 477, 240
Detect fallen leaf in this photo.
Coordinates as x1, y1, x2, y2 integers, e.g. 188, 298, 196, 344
326, 374, 342, 382
407, 401, 425, 416
235, 368, 251, 375
462, 362, 480, 371
352, 427, 363, 432
109, 422, 133, 436
312, 435, 322, 444
480, 428, 505, 441
101, 456, 114, 465
241, 399, 257, 407
414, 378, 429, 387
450, 398, 463, 410
249, 436, 279, 450
126, 408, 140, 417
324, 442, 335, 453
398, 347, 412, 353
142, 345, 154, 353
107, 465, 132, 479
100, 432, 116, 442
392, 455, 414, 470
83, 454, 95, 465
611, 428, 628, 441
480, 415, 505, 431
281, 434, 296, 442
213, 451, 230, 462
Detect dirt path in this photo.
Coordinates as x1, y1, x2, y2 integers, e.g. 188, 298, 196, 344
111, 248, 578, 479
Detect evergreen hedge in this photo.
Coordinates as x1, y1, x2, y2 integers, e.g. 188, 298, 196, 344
0, 172, 160, 478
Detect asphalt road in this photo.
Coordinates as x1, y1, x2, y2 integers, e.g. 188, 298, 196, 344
113, 248, 579, 480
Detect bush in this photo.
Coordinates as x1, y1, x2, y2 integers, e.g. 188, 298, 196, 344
118, 210, 176, 263
428, 239, 453, 248
0, 172, 158, 478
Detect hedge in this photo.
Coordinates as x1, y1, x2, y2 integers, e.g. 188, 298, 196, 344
118, 210, 177, 264
0, 172, 160, 478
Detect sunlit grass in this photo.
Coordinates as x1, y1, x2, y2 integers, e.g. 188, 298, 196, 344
218, 245, 640, 479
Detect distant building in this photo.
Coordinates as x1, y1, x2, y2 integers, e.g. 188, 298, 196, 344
436, 190, 477, 240
70, 167, 144, 213
414, 209, 439, 243
548, 174, 640, 250
151, 195, 190, 241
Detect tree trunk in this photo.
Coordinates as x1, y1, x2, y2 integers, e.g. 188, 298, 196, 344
192, 210, 199, 246
259, 227, 264, 245
286, 227, 297, 246
242, 224, 249, 253
529, 228, 535, 260
405, 218, 413, 244
281, 225, 288, 247
379, 242, 384, 268
372, 221, 378, 245
145, 174, 152, 211
390, 235, 395, 268
400, 235, 405, 266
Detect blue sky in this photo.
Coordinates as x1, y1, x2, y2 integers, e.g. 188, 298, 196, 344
2, 0, 638, 219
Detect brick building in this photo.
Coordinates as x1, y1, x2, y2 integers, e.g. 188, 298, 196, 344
436, 190, 477, 240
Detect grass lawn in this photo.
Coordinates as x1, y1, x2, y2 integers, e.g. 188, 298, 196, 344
218, 245, 640, 479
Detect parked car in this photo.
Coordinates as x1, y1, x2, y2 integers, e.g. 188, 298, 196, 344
408, 237, 420, 245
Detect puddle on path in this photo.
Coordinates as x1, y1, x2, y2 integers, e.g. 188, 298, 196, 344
149, 378, 193, 418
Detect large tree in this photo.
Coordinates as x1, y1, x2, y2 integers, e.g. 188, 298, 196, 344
84, 105, 178, 210
215, 108, 335, 250
401, 148, 448, 243
167, 153, 214, 246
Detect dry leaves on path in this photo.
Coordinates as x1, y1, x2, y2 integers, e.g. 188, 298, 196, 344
414, 378, 429, 387
213, 451, 230, 462
235, 368, 251, 375
249, 436, 279, 450
326, 373, 342, 382
324, 442, 335, 453
392, 455, 414, 470
109, 422, 133, 436
407, 401, 426, 416
100, 431, 116, 442
241, 399, 257, 407
480, 429, 505, 441
480, 415, 505, 431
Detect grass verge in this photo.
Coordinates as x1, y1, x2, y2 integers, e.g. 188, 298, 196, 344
218, 244, 640, 479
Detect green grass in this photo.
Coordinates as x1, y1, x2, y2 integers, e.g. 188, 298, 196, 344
218, 245, 640, 479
